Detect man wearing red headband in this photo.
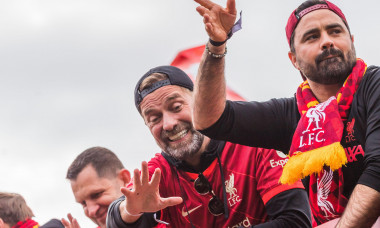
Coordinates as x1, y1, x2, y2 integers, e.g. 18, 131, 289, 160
193, 0, 380, 227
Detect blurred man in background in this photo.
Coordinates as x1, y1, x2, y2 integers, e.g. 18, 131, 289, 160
63, 147, 130, 228
0, 192, 64, 228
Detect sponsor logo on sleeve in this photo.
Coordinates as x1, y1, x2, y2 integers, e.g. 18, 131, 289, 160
270, 151, 289, 168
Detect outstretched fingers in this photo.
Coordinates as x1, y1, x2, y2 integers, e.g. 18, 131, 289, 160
61, 218, 70, 228
141, 161, 149, 186
61, 213, 80, 228
161, 196, 183, 208
120, 186, 133, 197
133, 168, 141, 189
226, 0, 236, 14
194, 0, 215, 10
196, 5, 210, 17
149, 168, 161, 188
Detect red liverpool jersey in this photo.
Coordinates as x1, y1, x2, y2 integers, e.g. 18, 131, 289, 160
147, 141, 304, 228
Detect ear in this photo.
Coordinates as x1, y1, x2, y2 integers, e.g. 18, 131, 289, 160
288, 51, 300, 70
118, 169, 131, 185
351, 34, 354, 43
0, 218, 6, 228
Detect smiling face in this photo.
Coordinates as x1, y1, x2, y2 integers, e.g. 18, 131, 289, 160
140, 85, 204, 160
289, 9, 356, 85
70, 165, 127, 228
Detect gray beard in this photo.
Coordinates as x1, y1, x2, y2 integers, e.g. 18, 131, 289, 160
165, 130, 204, 160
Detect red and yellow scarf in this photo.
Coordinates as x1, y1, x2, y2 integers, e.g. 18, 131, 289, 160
280, 58, 367, 223
12, 219, 39, 228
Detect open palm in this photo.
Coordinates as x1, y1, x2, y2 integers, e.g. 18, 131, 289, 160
195, 0, 237, 42
120, 161, 183, 215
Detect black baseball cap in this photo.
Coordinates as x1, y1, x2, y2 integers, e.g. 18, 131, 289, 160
134, 65, 194, 111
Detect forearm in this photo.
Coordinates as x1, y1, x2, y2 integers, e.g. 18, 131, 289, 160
255, 189, 312, 228
336, 184, 380, 228
193, 42, 227, 130
107, 197, 158, 228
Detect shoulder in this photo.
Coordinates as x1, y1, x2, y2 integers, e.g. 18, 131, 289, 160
358, 65, 380, 100
362, 65, 380, 86
147, 153, 171, 174
148, 153, 167, 166
228, 96, 296, 109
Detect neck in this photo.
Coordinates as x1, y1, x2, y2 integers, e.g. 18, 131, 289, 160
308, 80, 343, 103
184, 137, 211, 170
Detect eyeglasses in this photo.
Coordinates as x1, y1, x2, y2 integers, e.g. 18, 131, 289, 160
194, 173, 225, 216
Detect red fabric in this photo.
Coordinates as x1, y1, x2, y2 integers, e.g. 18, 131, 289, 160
147, 143, 303, 227
12, 219, 39, 228
291, 96, 344, 153
170, 45, 246, 101
294, 59, 367, 224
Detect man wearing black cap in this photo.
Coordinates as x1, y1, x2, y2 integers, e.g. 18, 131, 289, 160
193, 0, 380, 227
106, 65, 312, 227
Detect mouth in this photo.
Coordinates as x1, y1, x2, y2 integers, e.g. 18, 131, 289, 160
96, 211, 107, 224
322, 55, 339, 61
168, 129, 189, 141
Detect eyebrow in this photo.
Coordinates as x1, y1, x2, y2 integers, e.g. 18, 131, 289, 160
301, 23, 344, 42
301, 28, 320, 42
324, 23, 344, 31
166, 93, 181, 102
143, 93, 182, 117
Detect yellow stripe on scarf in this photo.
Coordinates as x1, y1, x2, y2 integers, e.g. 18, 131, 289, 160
280, 142, 347, 184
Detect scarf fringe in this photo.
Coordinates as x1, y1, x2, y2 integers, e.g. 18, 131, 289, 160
280, 142, 347, 184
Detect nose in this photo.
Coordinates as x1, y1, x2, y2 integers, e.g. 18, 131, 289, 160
162, 112, 178, 131
86, 201, 99, 217
320, 32, 334, 50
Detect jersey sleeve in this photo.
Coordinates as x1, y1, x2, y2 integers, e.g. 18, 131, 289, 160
358, 67, 380, 192
255, 148, 304, 204
106, 196, 159, 228
253, 148, 312, 228
199, 98, 299, 153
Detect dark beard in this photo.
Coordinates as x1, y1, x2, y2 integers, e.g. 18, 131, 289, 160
300, 45, 357, 85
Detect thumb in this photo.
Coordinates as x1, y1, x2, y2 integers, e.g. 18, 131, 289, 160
161, 196, 183, 207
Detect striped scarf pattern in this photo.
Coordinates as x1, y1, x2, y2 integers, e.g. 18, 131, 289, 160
280, 58, 367, 224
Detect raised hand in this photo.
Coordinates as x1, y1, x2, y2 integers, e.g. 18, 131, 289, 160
61, 213, 80, 228
194, 0, 237, 42
120, 161, 183, 218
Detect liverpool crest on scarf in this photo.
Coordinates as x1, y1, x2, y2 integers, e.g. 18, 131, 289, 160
280, 95, 346, 184
279, 58, 367, 223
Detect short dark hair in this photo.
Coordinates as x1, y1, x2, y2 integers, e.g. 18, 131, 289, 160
0, 192, 34, 226
289, 0, 350, 53
66, 147, 124, 180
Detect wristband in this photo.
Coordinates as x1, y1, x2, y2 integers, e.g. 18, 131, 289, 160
205, 44, 227, 59
208, 11, 243, 47
124, 208, 143, 217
